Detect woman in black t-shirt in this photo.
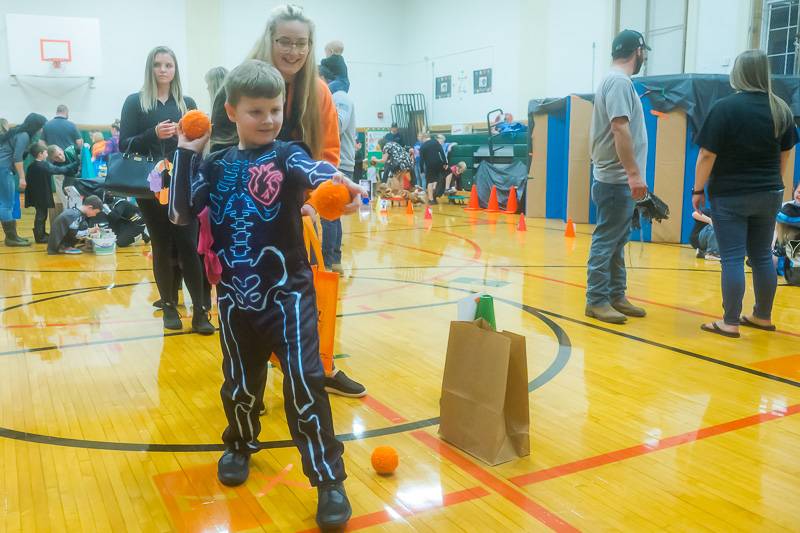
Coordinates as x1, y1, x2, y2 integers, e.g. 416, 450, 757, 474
693, 49, 798, 338
119, 46, 213, 334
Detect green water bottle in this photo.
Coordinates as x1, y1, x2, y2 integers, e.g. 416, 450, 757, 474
474, 294, 497, 330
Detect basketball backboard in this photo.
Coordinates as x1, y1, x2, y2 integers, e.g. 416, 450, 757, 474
5, 14, 101, 78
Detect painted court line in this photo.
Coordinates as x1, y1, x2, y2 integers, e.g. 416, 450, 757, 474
412, 431, 580, 532
509, 403, 800, 487
295, 486, 490, 533
360, 396, 408, 424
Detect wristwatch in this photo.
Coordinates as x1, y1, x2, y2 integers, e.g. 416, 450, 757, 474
691, 189, 704, 195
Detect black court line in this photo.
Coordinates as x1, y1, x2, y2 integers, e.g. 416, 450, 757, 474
0, 281, 572, 451
351, 264, 724, 274
442, 210, 696, 249
1, 282, 147, 313
533, 307, 800, 389
351, 275, 800, 390
0, 249, 46, 256
0, 281, 156, 300
0, 266, 153, 273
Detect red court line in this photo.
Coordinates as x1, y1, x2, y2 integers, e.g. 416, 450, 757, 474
359, 396, 408, 424
412, 431, 580, 532
509, 403, 800, 487
295, 486, 490, 533
499, 266, 800, 338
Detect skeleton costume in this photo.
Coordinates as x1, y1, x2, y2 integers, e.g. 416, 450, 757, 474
170, 141, 346, 486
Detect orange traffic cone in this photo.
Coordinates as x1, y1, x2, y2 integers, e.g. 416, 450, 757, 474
424, 206, 433, 220
464, 185, 481, 211
564, 218, 576, 238
504, 186, 518, 214
486, 186, 500, 213
406, 200, 414, 215
517, 214, 527, 231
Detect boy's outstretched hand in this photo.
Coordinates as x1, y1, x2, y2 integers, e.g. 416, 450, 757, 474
177, 123, 211, 154
331, 173, 367, 215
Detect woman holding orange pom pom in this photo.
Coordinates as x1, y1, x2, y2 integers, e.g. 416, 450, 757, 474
119, 46, 213, 335
210, 5, 366, 401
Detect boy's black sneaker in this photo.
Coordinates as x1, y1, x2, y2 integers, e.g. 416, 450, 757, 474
192, 309, 215, 335
217, 450, 250, 486
316, 482, 351, 530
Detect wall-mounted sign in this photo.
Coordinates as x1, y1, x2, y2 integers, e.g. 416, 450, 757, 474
435, 75, 452, 99
473, 68, 492, 94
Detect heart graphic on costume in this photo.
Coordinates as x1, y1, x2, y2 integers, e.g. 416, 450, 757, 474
247, 162, 284, 207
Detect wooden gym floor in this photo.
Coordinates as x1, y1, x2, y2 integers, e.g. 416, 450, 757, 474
1, 203, 799, 532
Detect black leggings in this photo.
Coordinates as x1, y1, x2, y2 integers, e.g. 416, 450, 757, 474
34, 207, 48, 240
138, 199, 208, 309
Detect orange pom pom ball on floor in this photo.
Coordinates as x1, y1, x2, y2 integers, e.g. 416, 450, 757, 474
371, 446, 399, 475
310, 180, 351, 221
179, 110, 211, 141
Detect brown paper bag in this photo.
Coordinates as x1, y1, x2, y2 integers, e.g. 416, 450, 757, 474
439, 319, 530, 465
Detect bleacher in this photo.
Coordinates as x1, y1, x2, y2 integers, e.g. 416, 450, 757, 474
440, 130, 530, 190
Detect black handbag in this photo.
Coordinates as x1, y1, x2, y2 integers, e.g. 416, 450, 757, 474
105, 151, 156, 198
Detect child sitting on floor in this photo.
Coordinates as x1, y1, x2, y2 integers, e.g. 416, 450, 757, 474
443, 161, 467, 194
47, 195, 103, 255
690, 207, 720, 261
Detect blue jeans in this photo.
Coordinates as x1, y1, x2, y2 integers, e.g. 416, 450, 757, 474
0, 168, 16, 222
320, 168, 351, 267
586, 181, 635, 306
415, 160, 426, 189
321, 218, 342, 267
710, 190, 783, 325
698, 225, 719, 255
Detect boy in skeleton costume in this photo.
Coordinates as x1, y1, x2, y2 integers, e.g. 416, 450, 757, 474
170, 60, 362, 529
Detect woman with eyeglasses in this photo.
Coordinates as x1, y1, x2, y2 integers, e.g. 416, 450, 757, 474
210, 4, 339, 165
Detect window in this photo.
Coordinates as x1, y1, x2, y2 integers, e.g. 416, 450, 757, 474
763, 0, 800, 75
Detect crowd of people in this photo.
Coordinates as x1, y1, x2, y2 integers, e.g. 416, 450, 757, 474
1, 12, 799, 531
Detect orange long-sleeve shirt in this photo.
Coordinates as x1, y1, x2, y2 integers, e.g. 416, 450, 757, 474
285, 78, 340, 168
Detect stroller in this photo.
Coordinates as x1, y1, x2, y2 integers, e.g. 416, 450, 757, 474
774, 201, 800, 286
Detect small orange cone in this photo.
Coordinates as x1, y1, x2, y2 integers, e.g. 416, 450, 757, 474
424, 206, 433, 220
406, 201, 414, 215
464, 185, 481, 211
504, 186, 518, 214
564, 218, 576, 238
517, 214, 527, 231
486, 186, 500, 213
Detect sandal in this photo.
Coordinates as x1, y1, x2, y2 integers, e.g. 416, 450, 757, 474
700, 322, 740, 338
740, 316, 776, 332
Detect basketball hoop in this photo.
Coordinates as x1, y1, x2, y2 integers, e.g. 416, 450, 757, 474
40, 39, 72, 70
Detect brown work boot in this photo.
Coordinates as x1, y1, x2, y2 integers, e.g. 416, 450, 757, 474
611, 297, 646, 317
585, 303, 627, 324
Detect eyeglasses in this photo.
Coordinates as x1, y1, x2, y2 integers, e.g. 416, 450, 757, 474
274, 38, 310, 53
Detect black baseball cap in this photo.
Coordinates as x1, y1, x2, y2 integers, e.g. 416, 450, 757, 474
612, 29, 651, 56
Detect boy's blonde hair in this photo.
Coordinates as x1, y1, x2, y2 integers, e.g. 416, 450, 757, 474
325, 40, 344, 55
91, 131, 104, 143
46, 144, 60, 159
225, 60, 285, 106
456, 161, 467, 171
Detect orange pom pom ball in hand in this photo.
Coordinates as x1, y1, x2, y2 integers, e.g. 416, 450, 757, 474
179, 110, 211, 141
371, 446, 399, 475
310, 180, 351, 221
